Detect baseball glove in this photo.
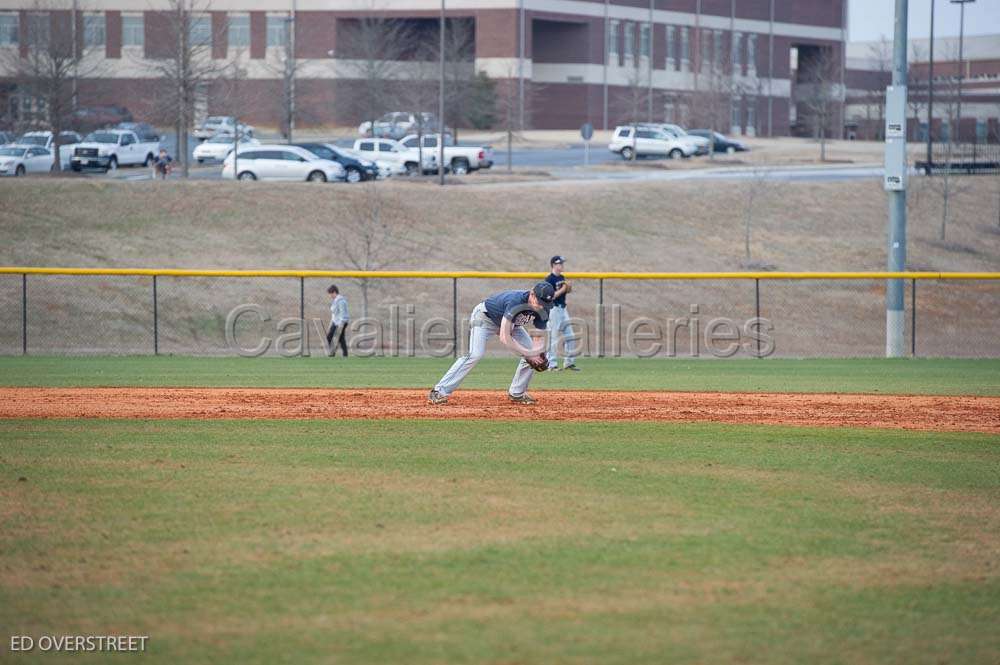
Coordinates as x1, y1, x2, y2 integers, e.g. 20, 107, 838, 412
527, 353, 549, 372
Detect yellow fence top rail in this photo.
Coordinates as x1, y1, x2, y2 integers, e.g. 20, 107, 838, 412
1, 267, 999, 280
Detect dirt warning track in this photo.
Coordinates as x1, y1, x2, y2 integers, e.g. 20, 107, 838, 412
1, 387, 998, 432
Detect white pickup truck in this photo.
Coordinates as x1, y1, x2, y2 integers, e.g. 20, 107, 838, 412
71, 129, 160, 173
398, 134, 493, 175
351, 138, 438, 176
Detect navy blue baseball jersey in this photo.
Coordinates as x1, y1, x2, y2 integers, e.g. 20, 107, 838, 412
483, 290, 548, 330
545, 272, 567, 307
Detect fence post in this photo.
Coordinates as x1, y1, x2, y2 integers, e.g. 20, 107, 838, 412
299, 276, 305, 324
452, 277, 458, 359
911, 278, 916, 357
21, 273, 27, 356
754, 278, 761, 358
153, 275, 159, 356
597, 278, 604, 358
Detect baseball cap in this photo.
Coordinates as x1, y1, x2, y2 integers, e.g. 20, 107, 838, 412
532, 282, 555, 309
550, 255, 566, 265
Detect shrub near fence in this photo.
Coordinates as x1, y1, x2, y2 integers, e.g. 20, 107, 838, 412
1, 268, 999, 358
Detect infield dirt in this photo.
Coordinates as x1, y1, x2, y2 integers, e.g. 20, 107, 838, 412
3, 387, 997, 432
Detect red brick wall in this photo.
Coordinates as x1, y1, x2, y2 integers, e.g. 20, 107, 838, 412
106, 11, 121, 59
475, 9, 521, 59
212, 12, 227, 59
144, 11, 172, 59
295, 12, 336, 59
775, 0, 844, 28
736, 0, 771, 21
250, 12, 266, 59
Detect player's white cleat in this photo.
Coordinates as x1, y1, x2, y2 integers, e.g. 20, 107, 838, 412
428, 390, 448, 405
508, 393, 538, 405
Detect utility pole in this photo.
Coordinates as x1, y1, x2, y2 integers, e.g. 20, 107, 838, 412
951, 0, 975, 143
438, 0, 446, 186
884, 0, 908, 358
926, 0, 935, 170
518, 0, 525, 130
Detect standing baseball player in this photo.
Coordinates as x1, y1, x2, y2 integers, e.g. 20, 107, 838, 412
429, 282, 555, 405
545, 256, 580, 371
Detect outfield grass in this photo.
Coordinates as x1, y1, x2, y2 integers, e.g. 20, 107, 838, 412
1, 356, 999, 395
2, 418, 998, 664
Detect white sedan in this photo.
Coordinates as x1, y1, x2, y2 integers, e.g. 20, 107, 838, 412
194, 134, 260, 163
0, 145, 53, 176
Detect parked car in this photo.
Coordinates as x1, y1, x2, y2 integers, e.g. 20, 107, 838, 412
221, 145, 346, 182
71, 129, 160, 172
0, 145, 53, 176
194, 116, 254, 141
115, 122, 160, 143
608, 125, 694, 160
358, 112, 439, 140
643, 123, 710, 156
351, 137, 437, 177
17, 130, 82, 168
688, 130, 749, 154
398, 134, 493, 174
194, 134, 260, 163
294, 143, 379, 183
70, 105, 133, 133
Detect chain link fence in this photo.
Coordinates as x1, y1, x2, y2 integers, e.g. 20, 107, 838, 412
1, 271, 998, 358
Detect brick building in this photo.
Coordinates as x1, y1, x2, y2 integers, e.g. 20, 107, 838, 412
845, 34, 1000, 143
0, 0, 848, 135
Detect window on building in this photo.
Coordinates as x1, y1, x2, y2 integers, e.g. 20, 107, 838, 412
608, 19, 619, 60
623, 22, 635, 60
122, 15, 143, 46
732, 32, 742, 69
229, 14, 250, 48
731, 98, 741, 131
976, 119, 987, 143
640, 23, 650, 59
83, 14, 105, 47
747, 34, 757, 70
714, 30, 723, 69
267, 15, 288, 47
700, 29, 711, 73
189, 15, 211, 47
746, 98, 756, 133
26, 12, 49, 47
681, 27, 690, 70
0, 13, 17, 46
665, 25, 674, 70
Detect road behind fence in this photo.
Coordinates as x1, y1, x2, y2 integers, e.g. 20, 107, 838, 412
1, 268, 998, 358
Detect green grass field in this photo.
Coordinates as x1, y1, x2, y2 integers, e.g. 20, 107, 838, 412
2, 357, 999, 663
2, 356, 999, 395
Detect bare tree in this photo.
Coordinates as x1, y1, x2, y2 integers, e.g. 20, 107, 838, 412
141, 0, 234, 178
798, 46, 841, 161
337, 11, 414, 138
493, 65, 520, 173
861, 37, 892, 141
907, 42, 928, 141
922, 43, 970, 241
615, 47, 652, 161
740, 162, 777, 266
257, 14, 299, 141
0, 2, 105, 170
337, 184, 402, 318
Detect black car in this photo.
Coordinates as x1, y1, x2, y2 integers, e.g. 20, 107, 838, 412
293, 143, 378, 183
115, 122, 160, 142
688, 130, 749, 154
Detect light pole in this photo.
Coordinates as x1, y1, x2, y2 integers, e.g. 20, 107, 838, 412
885, 0, 908, 358
950, 0, 974, 143
926, 0, 935, 170
438, 0, 446, 186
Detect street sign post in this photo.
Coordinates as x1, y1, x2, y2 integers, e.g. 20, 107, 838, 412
581, 123, 594, 166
